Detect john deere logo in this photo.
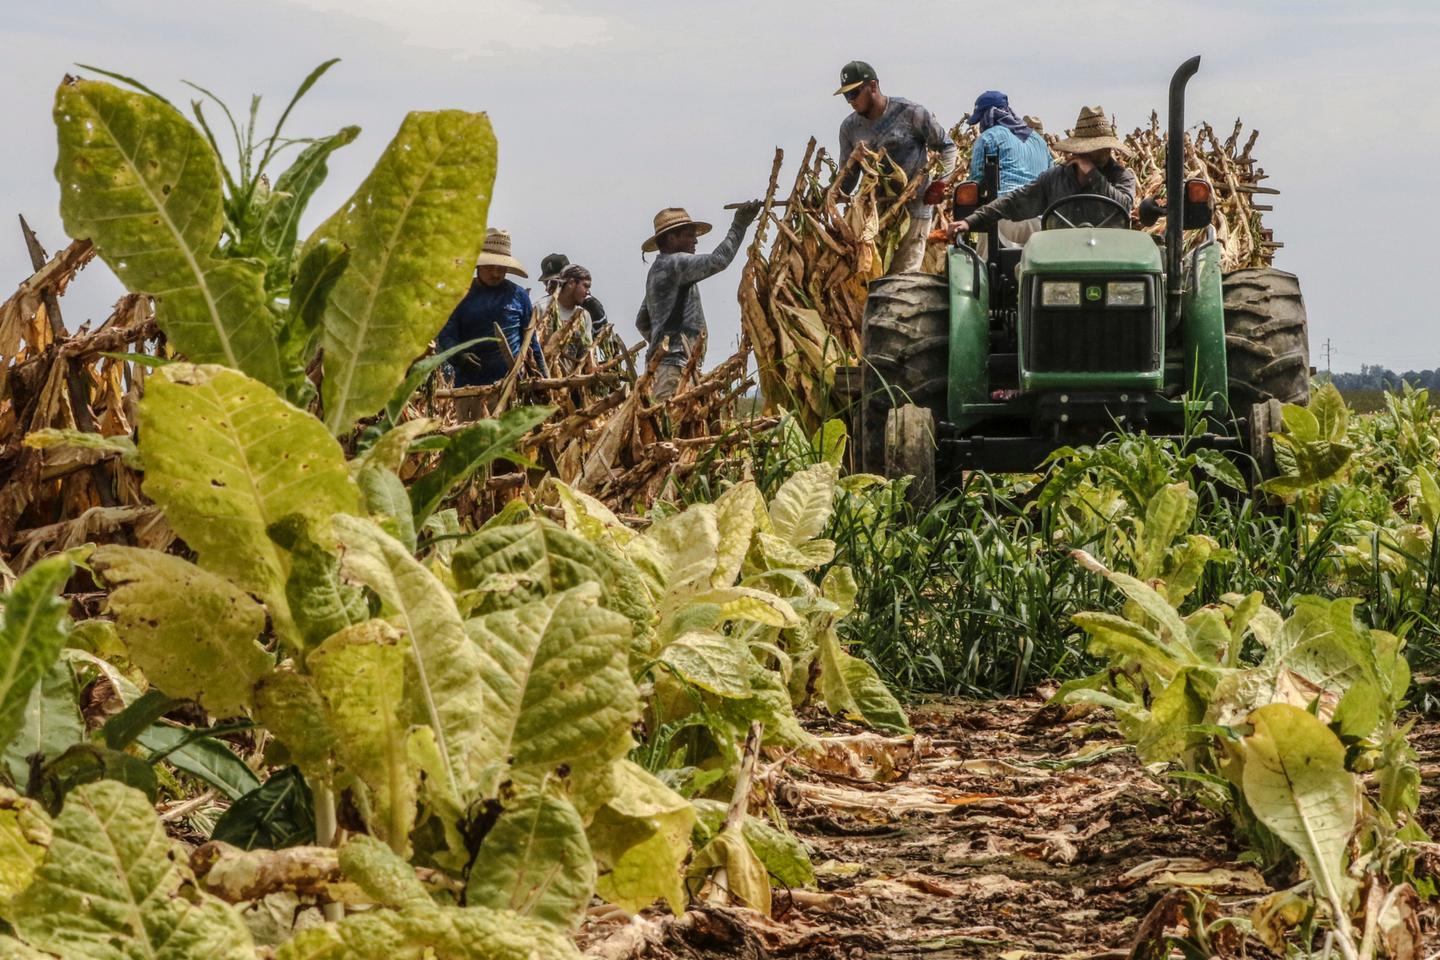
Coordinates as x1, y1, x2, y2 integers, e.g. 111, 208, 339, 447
1086, 285, 1103, 302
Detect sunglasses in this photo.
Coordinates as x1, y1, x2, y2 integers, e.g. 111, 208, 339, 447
843, 84, 866, 102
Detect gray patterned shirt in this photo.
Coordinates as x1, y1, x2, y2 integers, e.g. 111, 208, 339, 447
839, 96, 958, 217
636, 212, 751, 367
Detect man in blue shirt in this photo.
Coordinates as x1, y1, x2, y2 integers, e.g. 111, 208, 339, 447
964, 90, 1052, 252
438, 228, 547, 419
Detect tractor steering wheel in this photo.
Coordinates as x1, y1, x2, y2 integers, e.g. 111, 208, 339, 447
1040, 195, 1131, 231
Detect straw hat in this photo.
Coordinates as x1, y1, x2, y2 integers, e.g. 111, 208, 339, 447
475, 228, 528, 277
1023, 114, 1045, 134
1054, 106, 1130, 156
642, 207, 712, 254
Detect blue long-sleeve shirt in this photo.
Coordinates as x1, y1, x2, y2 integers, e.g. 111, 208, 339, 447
969, 126, 1054, 196
437, 279, 546, 386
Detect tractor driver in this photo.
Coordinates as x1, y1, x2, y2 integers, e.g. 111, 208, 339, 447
949, 106, 1137, 242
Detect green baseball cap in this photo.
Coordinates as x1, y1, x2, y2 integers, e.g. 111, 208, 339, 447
833, 60, 877, 96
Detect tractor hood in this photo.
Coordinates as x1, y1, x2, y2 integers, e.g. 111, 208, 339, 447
1021, 229, 1162, 274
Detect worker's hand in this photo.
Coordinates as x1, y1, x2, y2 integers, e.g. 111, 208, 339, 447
947, 219, 971, 241
922, 178, 949, 205
734, 200, 763, 225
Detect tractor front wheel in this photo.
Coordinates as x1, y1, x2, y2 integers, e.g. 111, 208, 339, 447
859, 273, 949, 476
1223, 268, 1310, 409
885, 404, 936, 507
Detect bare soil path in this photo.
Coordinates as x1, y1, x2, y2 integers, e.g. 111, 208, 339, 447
581, 694, 1440, 959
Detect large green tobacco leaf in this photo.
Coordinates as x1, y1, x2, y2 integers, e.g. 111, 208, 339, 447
275, 904, 581, 960
253, 670, 334, 782
452, 518, 652, 634
590, 761, 694, 915
8, 780, 254, 959
659, 631, 753, 698
467, 785, 595, 931
767, 463, 837, 546
1236, 704, 1358, 917
465, 583, 638, 798
211, 766, 314, 850
53, 78, 283, 387
268, 515, 370, 651
688, 823, 771, 917
0, 790, 51, 901
333, 515, 487, 801
0, 555, 74, 752
713, 481, 763, 587
312, 109, 497, 434
139, 365, 359, 647
816, 628, 911, 735
308, 620, 415, 852
2, 661, 83, 786
92, 546, 271, 717
692, 798, 815, 889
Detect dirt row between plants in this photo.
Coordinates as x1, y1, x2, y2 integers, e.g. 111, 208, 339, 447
580, 694, 1440, 959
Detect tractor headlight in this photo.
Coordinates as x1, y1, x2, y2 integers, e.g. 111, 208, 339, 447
1106, 280, 1147, 307
1041, 281, 1081, 307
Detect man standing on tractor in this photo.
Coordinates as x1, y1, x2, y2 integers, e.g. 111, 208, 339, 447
950, 106, 1137, 240
835, 60, 957, 274
964, 90, 1053, 251
635, 202, 761, 401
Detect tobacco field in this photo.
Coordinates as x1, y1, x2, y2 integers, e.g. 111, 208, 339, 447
0, 63, 1437, 960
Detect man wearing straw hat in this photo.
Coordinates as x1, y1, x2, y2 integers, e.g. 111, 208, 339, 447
438, 227, 547, 420
949, 106, 1137, 241
635, 202, 761, 401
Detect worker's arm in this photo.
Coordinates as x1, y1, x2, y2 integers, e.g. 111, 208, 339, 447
665, 207, 758, 285
635, 301, 653, 342
1088, 163, 1138, 209
838, 119, 861, 194
963, 172, 1051, 232
924, 107, 958, 179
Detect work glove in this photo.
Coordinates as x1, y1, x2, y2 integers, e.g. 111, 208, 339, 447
733, 200, 762, 226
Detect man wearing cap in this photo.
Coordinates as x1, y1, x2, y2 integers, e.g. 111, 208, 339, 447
535, 263, 596, 365
437, 227, 547, 419
636, 202, 761, 400
835, 60, 957, 274
949, 106, 1136, 242
539, 252, 609, 339
964, 90, 1053, 253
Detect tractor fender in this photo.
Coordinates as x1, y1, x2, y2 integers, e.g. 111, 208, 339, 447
1180, 237, 1229, 407
946, 245, 990, 428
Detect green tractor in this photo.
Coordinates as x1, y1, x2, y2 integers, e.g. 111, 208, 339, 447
851, 56, 1309, 501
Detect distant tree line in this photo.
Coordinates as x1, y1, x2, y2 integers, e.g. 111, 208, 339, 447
1322, 364, 1440, 392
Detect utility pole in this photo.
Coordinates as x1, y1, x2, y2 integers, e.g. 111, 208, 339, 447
1322, 337, 1333, 375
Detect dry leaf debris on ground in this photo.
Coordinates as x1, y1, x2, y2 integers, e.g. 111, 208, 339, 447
580, 695, 1440, 959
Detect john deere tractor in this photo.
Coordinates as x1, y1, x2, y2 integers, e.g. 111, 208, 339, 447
851, 56, 1309, 501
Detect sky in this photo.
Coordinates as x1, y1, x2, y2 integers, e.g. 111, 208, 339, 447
2, 0, 1437, 375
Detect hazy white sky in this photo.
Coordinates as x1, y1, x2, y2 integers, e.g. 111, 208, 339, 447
2, 0, 1437, 373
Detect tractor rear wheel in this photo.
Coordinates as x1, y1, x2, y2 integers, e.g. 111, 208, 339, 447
885, 404, 936, 507
859, 274, 949, 476
1222, 268, 1310, 409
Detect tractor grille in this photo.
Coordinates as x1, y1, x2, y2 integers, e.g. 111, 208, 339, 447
1027, 287, 1159, 374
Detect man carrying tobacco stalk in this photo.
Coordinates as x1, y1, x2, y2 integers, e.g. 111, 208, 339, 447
835, 59, 957, 274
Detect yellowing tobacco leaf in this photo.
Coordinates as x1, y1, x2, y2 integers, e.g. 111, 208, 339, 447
54, 79, 283, 388
312, 110, 497, 434
138, 364, 359, 648
93, 547, 271, 717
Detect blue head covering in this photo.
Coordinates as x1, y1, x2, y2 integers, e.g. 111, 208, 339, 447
966, 90, 1034, 142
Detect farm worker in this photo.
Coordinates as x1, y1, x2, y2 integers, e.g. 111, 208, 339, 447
949, 106, 1137, 241
835, 59, 958, 274
636, 202, 761, 401
534, 263, 596, 363
964, 90, 1053, 252
538, 252, 610, 340
437, 228, 547, 420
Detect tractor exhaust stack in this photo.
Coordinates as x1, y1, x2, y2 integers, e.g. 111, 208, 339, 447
1166, 55, 1202, 330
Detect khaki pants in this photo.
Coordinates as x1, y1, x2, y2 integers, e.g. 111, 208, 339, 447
889, 212, 932, 274
650, 363, 685, 401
